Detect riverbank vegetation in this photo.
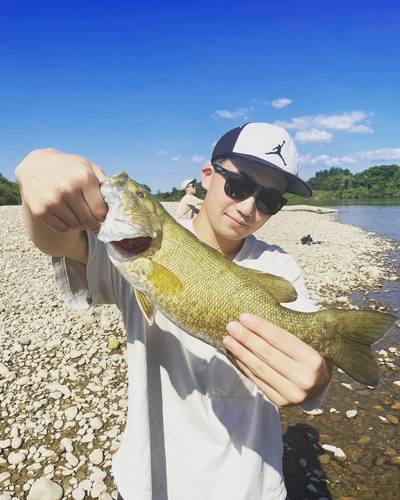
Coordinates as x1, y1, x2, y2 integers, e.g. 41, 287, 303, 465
306, 164, 400, 200
152, 164, 400, 203
0, 173, 21, 205
2, 164, 399, 205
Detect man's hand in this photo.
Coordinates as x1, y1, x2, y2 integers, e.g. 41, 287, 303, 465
16, 148, 108, 234
223, 313, 333, 407
15, 148, 108, 262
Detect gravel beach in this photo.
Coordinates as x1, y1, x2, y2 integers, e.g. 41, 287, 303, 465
1, 204, 399, 499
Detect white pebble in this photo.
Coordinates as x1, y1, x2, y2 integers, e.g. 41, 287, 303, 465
72, 488, 86, 500
321, 444, 337, 454
91, 481, 107, 498
16, 376, 31, 385
8, 451, 26, 465
0, 471, 11, 484
346, 410, 358, 419
66, 452, 79, 467
79, 479, 92, 491
90, 417, 104, 430
11, 437, 23, 449
64, 406, 79, 420
0, 439, 11, 449
89, 449, 104, 465
10, 427, 20, 438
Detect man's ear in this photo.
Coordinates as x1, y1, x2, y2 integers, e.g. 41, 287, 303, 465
201, 164, 213, 190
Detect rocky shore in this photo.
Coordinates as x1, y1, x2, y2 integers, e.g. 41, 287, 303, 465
1, 204, 399, 499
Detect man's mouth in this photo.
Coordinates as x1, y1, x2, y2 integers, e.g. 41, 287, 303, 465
227, 215, 248, 227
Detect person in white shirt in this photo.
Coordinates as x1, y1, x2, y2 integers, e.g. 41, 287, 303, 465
175, 178, 203, 220
15, 122, 332, 500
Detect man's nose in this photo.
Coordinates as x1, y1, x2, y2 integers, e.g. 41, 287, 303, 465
235, 195, 257, 217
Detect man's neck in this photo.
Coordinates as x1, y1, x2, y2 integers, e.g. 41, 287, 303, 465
192, 211, 245, 261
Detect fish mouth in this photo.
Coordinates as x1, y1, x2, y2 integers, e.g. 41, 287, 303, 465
109, 237, 153, 259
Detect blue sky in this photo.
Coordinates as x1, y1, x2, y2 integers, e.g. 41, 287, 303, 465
1, 0, 400, 193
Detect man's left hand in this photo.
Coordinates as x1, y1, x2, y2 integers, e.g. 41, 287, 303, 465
223, 313, 333, 407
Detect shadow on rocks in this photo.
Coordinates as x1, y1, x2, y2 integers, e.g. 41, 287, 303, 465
282, 423, 332, 500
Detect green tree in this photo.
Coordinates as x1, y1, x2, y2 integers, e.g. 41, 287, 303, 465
0, 173, 22, 205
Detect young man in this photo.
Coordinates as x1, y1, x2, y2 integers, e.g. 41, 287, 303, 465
175, 178, 203, 220
15, 122, 332, 500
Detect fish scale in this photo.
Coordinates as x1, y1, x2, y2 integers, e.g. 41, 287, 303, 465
98, 172, 396, 386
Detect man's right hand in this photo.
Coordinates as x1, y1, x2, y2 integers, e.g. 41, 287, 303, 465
15, 148, 108, 263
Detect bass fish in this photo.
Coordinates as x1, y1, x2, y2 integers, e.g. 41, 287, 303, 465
98, 172, 396, 386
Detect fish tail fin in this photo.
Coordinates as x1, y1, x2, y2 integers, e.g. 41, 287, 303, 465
321, 309, 396, 386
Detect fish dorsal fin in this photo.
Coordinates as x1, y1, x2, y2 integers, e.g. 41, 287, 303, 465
134, 289, 156, 325
148, 261, 184, 294
245, 269, 298, 303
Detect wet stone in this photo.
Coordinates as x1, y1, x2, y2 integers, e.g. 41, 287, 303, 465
386, 414, 399, 424
357, 436, 371, 446
343, 445, 363, 460
319, 454, 331, 464
348, 464, 368, 475
389, 456, 400, 466
374, 456, 385, 466
359, 455, 375, 467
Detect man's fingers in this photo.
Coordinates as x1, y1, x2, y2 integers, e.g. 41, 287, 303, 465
226, 320, 293, 380
223, 335, 306, 406
238, 313, 320, 363
79, 164, 108, 222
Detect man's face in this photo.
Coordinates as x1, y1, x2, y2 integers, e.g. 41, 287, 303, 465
202, 157, 287, 241
186, 183, 196, 195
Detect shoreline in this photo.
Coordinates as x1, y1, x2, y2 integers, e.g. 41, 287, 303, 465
0, 204, 399, 498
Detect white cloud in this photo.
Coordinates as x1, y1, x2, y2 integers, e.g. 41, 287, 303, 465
313, 111, 373, 131
294, 129, 334, 144
299, 154, 358, 168
348, 125, 374, 134
340, 156, 357, 165
275, 110, 374, 133
192, 155, 205, 163
356, 148, 400, 160
215, 108, 248, 119
275, 117, 312, 130
171, 156, 182, 161
299, 154, 331, 167
157, 150, 167, 155
271, 98, 292, 109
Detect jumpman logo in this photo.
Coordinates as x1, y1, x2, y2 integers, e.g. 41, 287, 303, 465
265, 141, 286, 166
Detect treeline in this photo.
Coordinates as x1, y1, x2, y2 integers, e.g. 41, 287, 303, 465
306, 164, 400, 200
152, 164, 400, 202
153, 182, 207, 202
3, 163, 400, 206
0, 173, 22, 205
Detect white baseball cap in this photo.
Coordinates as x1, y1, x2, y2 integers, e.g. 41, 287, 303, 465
211, 122, 312, 198
181, 178, 196, 190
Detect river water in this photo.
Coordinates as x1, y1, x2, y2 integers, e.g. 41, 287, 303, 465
281, 199, 400, 500
317, 199, 400, 316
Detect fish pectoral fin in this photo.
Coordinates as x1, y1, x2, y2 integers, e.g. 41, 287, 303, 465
149, 261, 184, 294
134, 289, 156, 325
246, 269, 298, 303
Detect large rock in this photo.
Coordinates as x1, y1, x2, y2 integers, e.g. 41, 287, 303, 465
28, 477, 63, 500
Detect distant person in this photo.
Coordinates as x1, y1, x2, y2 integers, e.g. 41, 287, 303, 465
175, 178, 204, 220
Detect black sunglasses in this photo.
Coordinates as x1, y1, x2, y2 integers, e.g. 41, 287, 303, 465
212, 163, 287, 215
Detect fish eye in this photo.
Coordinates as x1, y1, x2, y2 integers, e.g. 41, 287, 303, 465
137, 190, 147, 199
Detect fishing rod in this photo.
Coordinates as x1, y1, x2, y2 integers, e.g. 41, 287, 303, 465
298, 144, 324, 160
